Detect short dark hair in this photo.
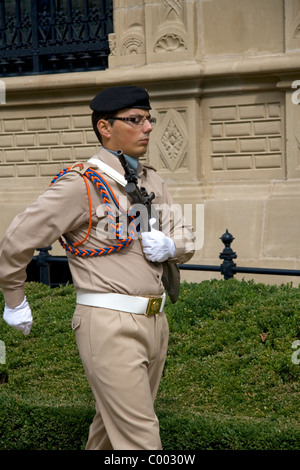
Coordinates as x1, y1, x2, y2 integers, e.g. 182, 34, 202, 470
91, 111, 115, 144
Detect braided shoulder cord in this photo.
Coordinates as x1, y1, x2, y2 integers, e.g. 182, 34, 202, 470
50, 167, 137, 257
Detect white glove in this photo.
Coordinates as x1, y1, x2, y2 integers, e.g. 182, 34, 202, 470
141, 218, 176, 263
3, 297, 33, 336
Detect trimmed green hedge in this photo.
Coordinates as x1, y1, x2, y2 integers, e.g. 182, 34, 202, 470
0, 279, 300, 450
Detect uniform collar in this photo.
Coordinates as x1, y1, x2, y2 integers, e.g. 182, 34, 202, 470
107, 149, 138, 175
93, 146, 146, 178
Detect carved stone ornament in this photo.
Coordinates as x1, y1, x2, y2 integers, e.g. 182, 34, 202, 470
154, 33, 187, 53
121, 38, 145, 55
108, 33, 116, 56
157, 110, 188, 172
162, 0, 183, 21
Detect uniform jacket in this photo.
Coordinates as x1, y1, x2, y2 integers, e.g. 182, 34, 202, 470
0, 147, 195, 308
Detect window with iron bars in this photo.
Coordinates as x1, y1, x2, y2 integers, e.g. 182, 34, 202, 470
0, 0, 113, 77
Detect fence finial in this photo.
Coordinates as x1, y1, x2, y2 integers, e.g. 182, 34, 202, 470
219, 229, 237, 279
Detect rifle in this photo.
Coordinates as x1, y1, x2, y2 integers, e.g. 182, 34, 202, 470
117, 149, 180, 304
116, 149, 158, 232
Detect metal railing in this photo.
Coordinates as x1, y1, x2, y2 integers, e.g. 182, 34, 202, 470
26, 229, 300, 287
0, 0, 113, 76
180, 230, 300, 280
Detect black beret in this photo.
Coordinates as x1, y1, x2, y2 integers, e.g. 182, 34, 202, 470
90, 85, 151, 113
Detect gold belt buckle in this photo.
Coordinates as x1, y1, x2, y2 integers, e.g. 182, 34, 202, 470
145, 297, 163, 316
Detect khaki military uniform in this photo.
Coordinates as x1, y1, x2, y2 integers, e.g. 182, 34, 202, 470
0, 147, 194, 450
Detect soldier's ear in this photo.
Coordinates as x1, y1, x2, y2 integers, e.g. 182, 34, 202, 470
97, 119, 111, 139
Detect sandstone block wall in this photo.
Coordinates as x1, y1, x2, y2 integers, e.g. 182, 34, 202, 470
1, 0, 300, 285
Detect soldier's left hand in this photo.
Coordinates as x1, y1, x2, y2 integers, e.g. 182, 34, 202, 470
141, 218, 176, 262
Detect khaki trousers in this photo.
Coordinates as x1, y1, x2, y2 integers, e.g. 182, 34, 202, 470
72, 303, 169, 450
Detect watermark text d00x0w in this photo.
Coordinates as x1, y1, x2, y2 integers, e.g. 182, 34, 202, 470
0, 80, 6, 104
291, 80, 300, 105
0, 340, 5, 364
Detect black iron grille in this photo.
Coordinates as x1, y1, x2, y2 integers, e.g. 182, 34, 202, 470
0, 0, 113, 76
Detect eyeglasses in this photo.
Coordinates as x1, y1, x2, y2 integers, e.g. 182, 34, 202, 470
110, 115, 157, 127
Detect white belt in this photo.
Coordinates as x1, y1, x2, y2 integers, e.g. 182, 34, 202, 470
76, 290, 166, 316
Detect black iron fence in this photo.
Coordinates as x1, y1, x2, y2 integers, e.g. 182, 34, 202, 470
26, 229, 300, 288
0, 0, 113, 76
179, 229, 300, 280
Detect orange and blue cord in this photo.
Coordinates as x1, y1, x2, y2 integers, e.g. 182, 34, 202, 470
50, 167, 138, 257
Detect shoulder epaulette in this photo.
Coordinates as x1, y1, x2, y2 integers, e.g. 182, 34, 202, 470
69, 161, 96, 175
142, 162, 157, 172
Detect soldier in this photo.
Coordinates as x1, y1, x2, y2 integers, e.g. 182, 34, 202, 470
0, 85, 195, 450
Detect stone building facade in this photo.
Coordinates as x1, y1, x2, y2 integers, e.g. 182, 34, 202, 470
1, 0, 300, 284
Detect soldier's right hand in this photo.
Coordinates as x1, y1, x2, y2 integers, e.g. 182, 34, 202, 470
3, 297, 33, 336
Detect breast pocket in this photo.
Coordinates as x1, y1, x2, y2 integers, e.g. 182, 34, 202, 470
96, 203, 129, 241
